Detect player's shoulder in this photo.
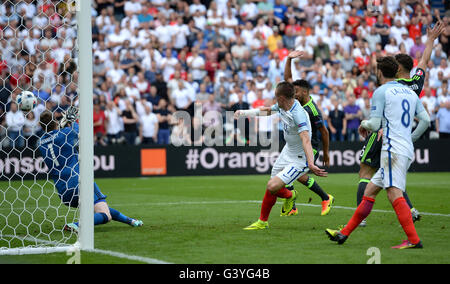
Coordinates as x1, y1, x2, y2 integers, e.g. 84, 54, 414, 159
413, 67, 426, 77
302, 97, 320, 116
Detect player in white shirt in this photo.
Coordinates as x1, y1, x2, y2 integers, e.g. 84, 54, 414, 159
326, 56, 430, 249
235, 82, 327, 230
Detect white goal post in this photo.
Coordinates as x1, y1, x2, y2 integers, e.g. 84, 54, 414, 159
0, 0, 94, 255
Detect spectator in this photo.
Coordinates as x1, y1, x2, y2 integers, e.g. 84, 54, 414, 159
147, 85, 161, 108
328, 96, 346, 142
171, 80, 194, 110
344, 94, 362, 141
93, 100, 107, 146
22, 110, 41, 149
1, 0, 449, 150
410, 35, 426, 59
104, 101, 123, 144
5, 102, 25, 148
121, 99, 139, 145
436, 101, 450, 139
421, 86, 439, 138
139, 105, 158, 144
187, 47, 206, 84
154, 98, 172, 145
203, 94, 222, 129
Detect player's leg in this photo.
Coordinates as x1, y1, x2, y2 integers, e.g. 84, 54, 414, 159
244, 176, 294, 230
244, 159, 304, 230
387, 187, 422, 248
281, 182, 298, 216
358, 132, 380, 204
357, 132, 381, 226
357, 164, 377, 205
94, 200, 112, 224
385, 154, 422, 249
298, 174, 334, 216
325, 168, 384, 244
92, 182, 143, 227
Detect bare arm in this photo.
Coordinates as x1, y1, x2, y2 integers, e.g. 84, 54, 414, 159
417, 20, 446, 71
318, 125, 330, 167
234, 106, 273, 119
299, 131, 328, 177
284, 50, 304, 82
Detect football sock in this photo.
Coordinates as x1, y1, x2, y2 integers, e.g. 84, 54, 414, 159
341, 196, 375, 236
275, 187, 292, 199
259, 190, 277, 222
259, 187, 293, 221
402, 191, 414, 209
392, 197, 420, 244
75, 213, 110, 227
357, 179, 370, 205
109, 207, 133, 225
306, 177, 329, 201
94, 212, 109, 225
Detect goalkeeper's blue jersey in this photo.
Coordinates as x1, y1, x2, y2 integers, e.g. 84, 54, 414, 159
38, 123, 79, 194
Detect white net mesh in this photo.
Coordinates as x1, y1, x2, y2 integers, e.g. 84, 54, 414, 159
0, 0, 80, 253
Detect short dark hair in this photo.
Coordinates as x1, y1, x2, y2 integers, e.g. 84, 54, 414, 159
275, 81, 295, 99
376, 56, 399, 79
292, 79, 311, 90
39, 111, 58, 132
394, 53, 414, 72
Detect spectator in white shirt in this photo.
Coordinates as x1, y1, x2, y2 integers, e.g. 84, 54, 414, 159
139, 105, 159, 144
124, 0, 142, 15
6, 102, 25, 148
124, 80, 140, 102
105, 101, 123, 144
189, 0, 207, 16
240, 0, 259, 21
421, 86, 438, 125
171, 80, 194, 110
187, 47, 206, 83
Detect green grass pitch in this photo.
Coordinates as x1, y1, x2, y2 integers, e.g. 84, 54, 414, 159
0, 172, 449, 264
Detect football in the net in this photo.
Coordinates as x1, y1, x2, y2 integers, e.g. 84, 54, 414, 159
16, 91, 37, 111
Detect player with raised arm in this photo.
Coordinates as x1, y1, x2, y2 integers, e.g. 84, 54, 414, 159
356, 21, 445, 226
325, 56, 431, 249
38, 107, 143, 232
282, 51, 334, 216
235, 82, 328, 230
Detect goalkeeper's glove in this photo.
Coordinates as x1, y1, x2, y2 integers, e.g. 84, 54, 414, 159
60, 106, 79, 128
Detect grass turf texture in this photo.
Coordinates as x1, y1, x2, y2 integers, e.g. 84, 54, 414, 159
0, 172, 449, 264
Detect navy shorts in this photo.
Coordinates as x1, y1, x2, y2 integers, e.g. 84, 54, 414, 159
58, 179, 107, 208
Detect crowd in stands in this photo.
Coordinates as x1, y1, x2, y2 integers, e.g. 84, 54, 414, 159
0, 0, 449, 149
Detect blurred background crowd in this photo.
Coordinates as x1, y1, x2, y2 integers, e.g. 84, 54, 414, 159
0, 0, 449, 149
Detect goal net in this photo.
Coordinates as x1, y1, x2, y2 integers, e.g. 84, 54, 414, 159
0, 0, 93, 255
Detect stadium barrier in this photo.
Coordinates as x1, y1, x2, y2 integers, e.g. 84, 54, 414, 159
1, 139, 449, 181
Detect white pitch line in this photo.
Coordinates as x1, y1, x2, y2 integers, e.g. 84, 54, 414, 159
85, 248, 171, 264
115, 200, 450, 217
0, 234, 171, 264
1, 200, 450, 217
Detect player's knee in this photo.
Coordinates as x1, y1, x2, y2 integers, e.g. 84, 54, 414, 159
297, 174, 309, 185
266, 180, 280, 194
105, 212, 112, 222
359, 164, 375, 179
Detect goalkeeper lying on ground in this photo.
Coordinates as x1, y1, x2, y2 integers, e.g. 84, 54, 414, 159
38, 107, 143, 232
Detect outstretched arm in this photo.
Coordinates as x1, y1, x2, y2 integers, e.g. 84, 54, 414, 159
416, 20, 446, 71
234, 106, 273, 119
284, 50, 304, 82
